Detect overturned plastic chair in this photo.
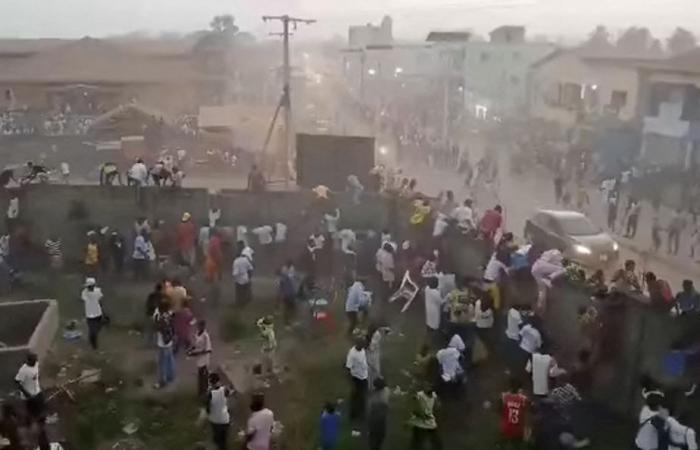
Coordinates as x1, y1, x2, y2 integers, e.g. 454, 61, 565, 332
389, 270, 420, 313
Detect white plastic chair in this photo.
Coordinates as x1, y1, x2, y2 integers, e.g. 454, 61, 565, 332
389, 270, 420, 313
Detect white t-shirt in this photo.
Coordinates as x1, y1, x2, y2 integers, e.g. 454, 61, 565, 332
81, 287, 103, 319
208, 209, 221, 228
15, 363, 40, 398
60, 162, 70, 175
451, 205, 474, 229
424, 287, 445, 330
233, 256, 254, 285
346, 347, 368, 380
208, 386, 230, 424
668, 417, 698, 450
483, 256, 507, 282
193, 331, 212, 368
505, 308, 523, 341
474, 300, 494, 329
432, 215, 449, 237
636, 406, 666, 450
338, 229, 356, 254
519, 324, 542, 354
7, 197, 19, 219
252, 226, 273, 245
129, 162, 148, 184
242, 246, 254, 263
526, 353, 553, 396
247, 408, 274, 450
448, 334, 465, 352
237, 226, 248, 244
274, 223, 287, 243
436, 347, 462, 382
324, 210, 340, 234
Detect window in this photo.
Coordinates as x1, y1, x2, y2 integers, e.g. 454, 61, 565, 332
558, 83, 583, 109
556, 215, 599, 236
480, 52, 490, 62
609, 90, 628, 112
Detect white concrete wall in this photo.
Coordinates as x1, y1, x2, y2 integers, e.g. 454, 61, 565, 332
530, 52, 640, 126
462, 41, 556, 112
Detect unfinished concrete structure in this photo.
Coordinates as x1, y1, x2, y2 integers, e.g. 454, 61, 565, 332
0, 299, 59, 394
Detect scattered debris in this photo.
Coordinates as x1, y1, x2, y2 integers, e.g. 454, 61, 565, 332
272, 420, 284, 437
62, 320, 82, 340
122, 420, 139, 435
79, 369, 101, 384
392, 386, 406, 396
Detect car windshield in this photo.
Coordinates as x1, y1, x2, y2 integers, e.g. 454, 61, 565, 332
556, 215, 599, 236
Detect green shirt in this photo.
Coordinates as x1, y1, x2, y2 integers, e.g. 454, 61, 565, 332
408, 391, 437, 429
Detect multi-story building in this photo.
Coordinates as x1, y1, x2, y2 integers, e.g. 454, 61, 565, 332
461, 26, 556, 115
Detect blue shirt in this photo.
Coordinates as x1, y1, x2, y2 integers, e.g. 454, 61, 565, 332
279, 273, 295, 299
320, 411, 341, 447
345, 281, 366, 313
676, 290, 700, 313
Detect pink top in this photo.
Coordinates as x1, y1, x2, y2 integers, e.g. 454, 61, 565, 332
172, 307, 194, 340
247, 408, 274, 450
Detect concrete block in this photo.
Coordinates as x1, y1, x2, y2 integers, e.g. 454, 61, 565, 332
0, 299, 59, 394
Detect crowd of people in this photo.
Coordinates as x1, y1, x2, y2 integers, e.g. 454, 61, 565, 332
2, 142, 700, 450
0, 110, 94, 137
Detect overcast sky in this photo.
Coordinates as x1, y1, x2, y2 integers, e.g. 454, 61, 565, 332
0, 0, 697, 42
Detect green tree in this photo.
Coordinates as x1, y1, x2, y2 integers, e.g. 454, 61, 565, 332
210, 15, 239, 34
667, 27, 696, 55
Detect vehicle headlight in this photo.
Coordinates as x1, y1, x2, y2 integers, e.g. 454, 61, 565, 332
612, 242, 619, 252
573, 244, 592, 255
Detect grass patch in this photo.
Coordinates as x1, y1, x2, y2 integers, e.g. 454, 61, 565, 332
218, 310, 255, 342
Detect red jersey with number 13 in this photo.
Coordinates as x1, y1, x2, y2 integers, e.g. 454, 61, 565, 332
501, 392, 528, 438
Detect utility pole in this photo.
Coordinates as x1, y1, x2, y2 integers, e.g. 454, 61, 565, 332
262, 14, 315, 186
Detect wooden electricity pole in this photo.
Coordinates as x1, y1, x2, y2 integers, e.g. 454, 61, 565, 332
262, 14, 315, 186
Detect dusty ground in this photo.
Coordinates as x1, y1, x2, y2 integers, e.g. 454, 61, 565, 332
1, 266, 640, 450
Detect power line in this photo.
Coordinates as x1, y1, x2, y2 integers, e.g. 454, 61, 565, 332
262, 15, 316, 185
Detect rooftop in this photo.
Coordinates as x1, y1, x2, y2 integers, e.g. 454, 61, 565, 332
0, 37, 220, 84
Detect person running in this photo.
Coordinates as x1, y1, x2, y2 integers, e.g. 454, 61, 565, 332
424, 277, 446, 347
368, 378, 390, 450
408, 386, 442, 450
625, 198, 642, 238
14, 352, 44, 423
99, 162, 122, 186
206, 372, 232, 450
346, 338, 369, 434
651, 217, 663, 253
153, 301, 175, 389
205, 228, 223, 283
500, 377, 529, 449
81, 277, 105, 350
176, 212, 197, 268
667, 210, 686, 255
188, 320, 212, 397
246, 393, 275, 450
233, 245, 254, 306
320, 402, 342, 450
345, 277, 369, 336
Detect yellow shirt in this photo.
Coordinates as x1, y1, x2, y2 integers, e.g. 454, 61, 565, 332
410, 202, 431, 225
85, 243, 99, 265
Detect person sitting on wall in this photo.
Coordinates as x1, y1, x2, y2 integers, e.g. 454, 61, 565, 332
150, 160, 172, 187
21, 161, 48, 184
99, 162, 122, 186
